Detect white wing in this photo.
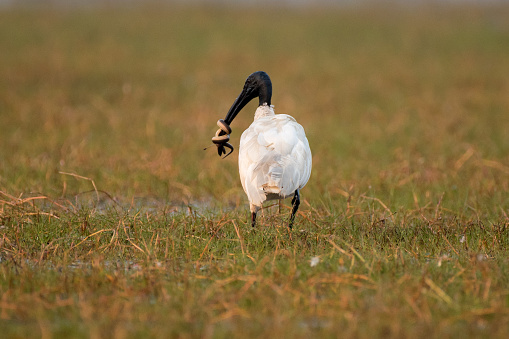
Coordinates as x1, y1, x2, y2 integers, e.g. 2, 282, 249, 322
239, 114, 312, 207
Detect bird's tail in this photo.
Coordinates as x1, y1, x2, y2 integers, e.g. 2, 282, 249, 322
262, 165, 284, 193
262, 184, 280, 194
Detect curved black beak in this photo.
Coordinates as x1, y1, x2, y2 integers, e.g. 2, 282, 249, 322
223, 71, 272, 126
207, 72, 272, 159
223, 86, 257, 125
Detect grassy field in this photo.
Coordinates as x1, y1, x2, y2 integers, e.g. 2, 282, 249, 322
1, 2, 509, 338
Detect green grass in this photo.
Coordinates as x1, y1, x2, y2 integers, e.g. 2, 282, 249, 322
1, 3, 509, 338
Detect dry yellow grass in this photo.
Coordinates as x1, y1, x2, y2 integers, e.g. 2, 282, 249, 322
0, 3, 508, 338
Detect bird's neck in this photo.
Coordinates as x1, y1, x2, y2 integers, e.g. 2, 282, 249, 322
254, 104, 275, 120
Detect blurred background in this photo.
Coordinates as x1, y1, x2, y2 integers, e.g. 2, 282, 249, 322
0, 0, 508, 215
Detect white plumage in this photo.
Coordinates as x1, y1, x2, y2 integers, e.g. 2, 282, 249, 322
239, 104, 312, 214
211, 71, 312, 228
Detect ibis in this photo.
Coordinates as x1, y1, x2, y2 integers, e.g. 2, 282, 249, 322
210, 71, 312, 228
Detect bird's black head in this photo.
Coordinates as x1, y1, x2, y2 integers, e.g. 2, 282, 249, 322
224, 71, 272, 125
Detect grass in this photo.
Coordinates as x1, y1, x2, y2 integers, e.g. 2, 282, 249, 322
1, 2, 509, 338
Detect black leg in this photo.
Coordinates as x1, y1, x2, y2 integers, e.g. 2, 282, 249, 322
251, 212, 257, 227
289, 189, 300, 229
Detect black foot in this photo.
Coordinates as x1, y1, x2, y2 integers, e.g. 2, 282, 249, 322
251, 212, 257, 227
289, 189, 300, 229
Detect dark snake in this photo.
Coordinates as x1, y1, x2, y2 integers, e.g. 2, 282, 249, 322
205, 119, 234, 159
